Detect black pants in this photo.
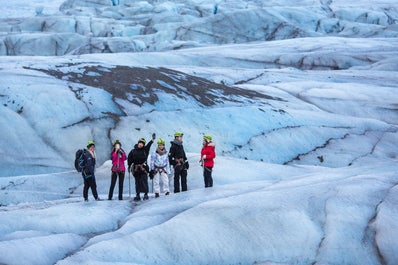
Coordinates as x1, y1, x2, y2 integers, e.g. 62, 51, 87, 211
174, 165, 187, 193
204, 167, 213, 188
108, 171, 125, 200
83, 175, 98, 200
134, 171, 149, 195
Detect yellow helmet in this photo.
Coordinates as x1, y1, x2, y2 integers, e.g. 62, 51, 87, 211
174, 132, 183, 137
86, 141, 95, 148
203, 135, 212, 142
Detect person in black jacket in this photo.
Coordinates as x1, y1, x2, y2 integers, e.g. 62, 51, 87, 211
128, 134, 155, 201
169, 132, 189, 193
82, 141, 100, 201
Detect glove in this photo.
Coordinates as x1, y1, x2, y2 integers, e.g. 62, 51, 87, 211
149, 170, 154, 179
185, 161, 189, 170
152, 133, 156, 140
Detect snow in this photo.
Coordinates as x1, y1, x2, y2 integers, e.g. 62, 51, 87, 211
1, 159, 397, 265
0, 0, 398, 264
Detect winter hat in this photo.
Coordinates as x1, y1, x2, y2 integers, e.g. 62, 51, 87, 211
203, 135, 212, 142
113, 140, 121, 147
87, 141, 95, 148
157, 138, 165, 145
174, 132, 183, 137
138, 138, 146, 145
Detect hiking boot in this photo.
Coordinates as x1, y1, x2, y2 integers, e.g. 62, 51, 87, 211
165, 192, 170, 196
95, 197, 102, 201
143, 194, 149, 200
155, 193, 160, 198
133, 196, 141, 202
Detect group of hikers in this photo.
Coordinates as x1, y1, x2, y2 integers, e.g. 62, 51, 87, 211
79, 132, 216, 202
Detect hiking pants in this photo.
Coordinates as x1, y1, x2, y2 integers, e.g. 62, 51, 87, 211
108, 171, 125, 200
134, 171, 149, 194
154, 171, 170, 194
83, 175, 98, 200
204, 166, 213, 188
174, 165, 187, 193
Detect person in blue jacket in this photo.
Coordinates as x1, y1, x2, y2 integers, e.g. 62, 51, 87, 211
82, 141, 100, 201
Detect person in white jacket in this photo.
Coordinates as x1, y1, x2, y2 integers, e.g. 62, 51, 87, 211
149, 138, 171, 197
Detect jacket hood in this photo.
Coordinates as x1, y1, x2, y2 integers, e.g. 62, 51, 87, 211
134, 143, 143, 149
205, 142, 216, 148
172, 139, 183, 146
156, 147, 167, 155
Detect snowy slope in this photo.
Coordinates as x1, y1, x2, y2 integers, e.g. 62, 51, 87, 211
1, 37, 397, 177
1, 156, 397, 265
0, 1, 398, 265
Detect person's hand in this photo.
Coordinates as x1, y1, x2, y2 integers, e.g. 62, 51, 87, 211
202, 155, 206, 159
185, 161, 189, 170
149, 170, 154, 179
152, 133, 156, 140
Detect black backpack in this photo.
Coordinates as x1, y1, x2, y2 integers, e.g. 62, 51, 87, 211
74, 149, 86, 172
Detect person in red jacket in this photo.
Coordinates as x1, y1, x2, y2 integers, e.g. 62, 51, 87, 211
200, 135, 216, 188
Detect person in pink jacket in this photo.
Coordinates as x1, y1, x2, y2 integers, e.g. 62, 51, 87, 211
200, 135, 216, 188
108, 140, 127, 200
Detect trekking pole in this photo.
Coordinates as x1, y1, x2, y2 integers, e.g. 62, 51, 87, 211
200, 156, 205, 187
169, 167, 173, 192
128, 169, 131, 199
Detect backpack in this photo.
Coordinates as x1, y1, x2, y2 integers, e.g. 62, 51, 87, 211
74, 149, 86, 172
